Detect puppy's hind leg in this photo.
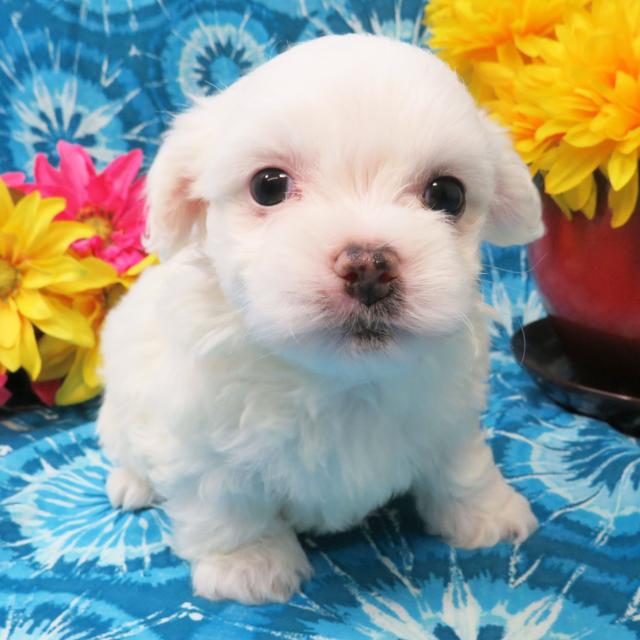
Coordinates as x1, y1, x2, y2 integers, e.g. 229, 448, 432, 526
106, 467, 156, 511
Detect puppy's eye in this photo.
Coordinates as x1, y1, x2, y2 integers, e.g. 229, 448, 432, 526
250, 168, 292, 206
422, 176, 465, 218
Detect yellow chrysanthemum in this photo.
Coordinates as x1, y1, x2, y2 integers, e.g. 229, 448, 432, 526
425, 0, 589, 101
523, 0, 640, 226
426, 0, 640, 226
37, 254, 158, 405
0, 179, 117, 380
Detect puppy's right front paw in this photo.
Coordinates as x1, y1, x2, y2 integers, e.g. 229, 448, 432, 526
192, 533, 313, 604
106, 467, 155, 511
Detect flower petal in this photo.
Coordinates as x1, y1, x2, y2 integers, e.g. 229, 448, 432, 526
607, 149, 638, 191
82, 344, 102, 389
32, 297, 95, 348
1, 172, 27, 189
582, 179, 598, 220
619, 128, 640, 155
610, 172, 638, 228
57, 140, 95, 200
0, 231, 17, 261
37, 334, 76, 381
534, 120, 567, 143
0, 371, 11, 406
28, 221, 96, 259
0, 179, 15, 227
122, 253, 158, 280
3, 192, 67, 255
54, 349, 100, 405
47, 256, 118, 295
0, 299, 20, 349
0, 338, 20, 371
96, 149, 143, 208
563, 124, 605, 148
562, 175, 594, 213
15, 288, 52, 321
34, 154, 80, 212
550, 193, 573, 219
544, 144, 608, 194
19, 316, 41, 379
104, 247, 147, 276
31, 379, 61, 406
33, 153, 62, 185
21, 256, 90, 289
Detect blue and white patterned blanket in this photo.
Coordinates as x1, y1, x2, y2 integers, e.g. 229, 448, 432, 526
1, 2, 639, 638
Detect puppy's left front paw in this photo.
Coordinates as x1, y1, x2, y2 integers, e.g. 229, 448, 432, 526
421, 487, 538, 549
191, 532, 313, 604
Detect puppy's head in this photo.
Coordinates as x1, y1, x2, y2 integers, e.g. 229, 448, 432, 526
146, 35, 542, 371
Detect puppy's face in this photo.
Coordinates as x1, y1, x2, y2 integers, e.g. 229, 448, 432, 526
146, 36, 542, 371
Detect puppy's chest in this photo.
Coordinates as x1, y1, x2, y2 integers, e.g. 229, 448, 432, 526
258, 387, 424, 533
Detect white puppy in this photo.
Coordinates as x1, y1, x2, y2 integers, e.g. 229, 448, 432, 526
98, 34, 543, 604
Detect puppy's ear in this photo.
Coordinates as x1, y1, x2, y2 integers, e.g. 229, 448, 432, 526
480, 113, 544, 246
145, 103, 210, 259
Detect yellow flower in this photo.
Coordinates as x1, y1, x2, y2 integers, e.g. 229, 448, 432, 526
525, 0, 640, 226
425, 0, 640, 226
37, 254, 158, 405
0, 179, 116, 379
425, 0, 589, 101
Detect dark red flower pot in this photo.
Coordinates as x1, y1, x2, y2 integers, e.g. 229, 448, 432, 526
529, 194, 640, 395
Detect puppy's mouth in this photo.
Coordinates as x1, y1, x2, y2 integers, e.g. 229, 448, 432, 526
343, 316, 393, 346
337, 292, 404, 349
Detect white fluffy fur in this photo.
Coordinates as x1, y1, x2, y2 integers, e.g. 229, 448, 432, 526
98, 35, 543, 605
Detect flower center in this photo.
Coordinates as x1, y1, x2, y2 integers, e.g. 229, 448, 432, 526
78, 206, 113, 241
0, 259, 18, 299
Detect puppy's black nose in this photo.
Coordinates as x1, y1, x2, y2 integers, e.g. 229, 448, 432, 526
334, 245, 399, 306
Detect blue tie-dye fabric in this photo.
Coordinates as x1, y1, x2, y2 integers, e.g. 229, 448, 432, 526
1, 2, 639, 638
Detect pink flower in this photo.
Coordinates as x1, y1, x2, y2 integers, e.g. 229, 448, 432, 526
31, 379, 61, 407
0, 172, 35, 193
33, 141, 148, 275
0, 371, 10, 407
